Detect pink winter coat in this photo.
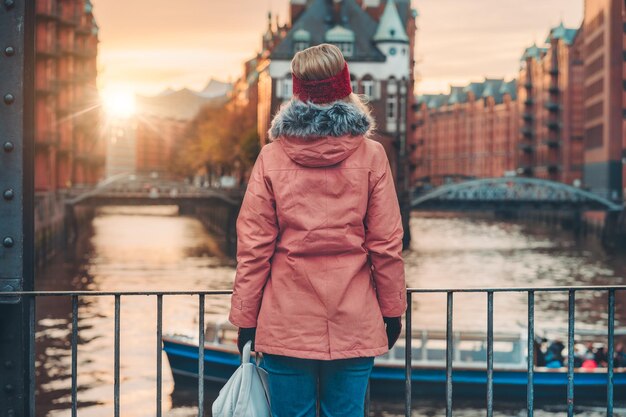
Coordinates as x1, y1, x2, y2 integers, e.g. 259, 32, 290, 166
228, 99, 407, 360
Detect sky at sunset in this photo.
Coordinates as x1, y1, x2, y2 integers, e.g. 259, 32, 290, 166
93, 0, 583, 96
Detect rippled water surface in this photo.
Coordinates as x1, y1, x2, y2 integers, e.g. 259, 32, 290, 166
35, 207, 626, 416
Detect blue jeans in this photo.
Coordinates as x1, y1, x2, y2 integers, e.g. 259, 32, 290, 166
261, 354, 374, 417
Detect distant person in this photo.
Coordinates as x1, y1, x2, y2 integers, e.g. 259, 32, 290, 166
615, 343, 626, 367
544, 340, 565, 368
534, 337, 547, 367
594, 345, 608, 367
581, 352, 598, 370
228, 44, 407, 416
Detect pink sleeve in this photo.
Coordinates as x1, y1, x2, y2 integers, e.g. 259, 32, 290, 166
364, 158, 407, 317
228, 149, 278, 328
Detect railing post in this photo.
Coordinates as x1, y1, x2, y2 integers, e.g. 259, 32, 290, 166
198, 294, 205, 417
114, 295, 121, 417
405, 291, 412, 417
0, 1, 36, 416
566, 290, 575, 417
156, 294, 163, 417
486, 291, 494, 417
527, 291, 534, 417
445, 292, 453, 417
71, 295, 79, 417
607, 289, 615, 416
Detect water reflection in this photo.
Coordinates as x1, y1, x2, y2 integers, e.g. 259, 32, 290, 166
35, 207, 626, 416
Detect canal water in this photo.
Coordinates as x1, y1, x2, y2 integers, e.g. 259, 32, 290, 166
35, 206, 626, 416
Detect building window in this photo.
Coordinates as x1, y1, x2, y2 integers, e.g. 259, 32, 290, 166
362, 80, 374, 98
333, 42, 353, 57
277, 78, 292, 99
283, 79, 293, 99
399, 94, 406, 132
387, 94, 397, 131
585, 124, 603, 149
387, 96, 397, 118
351, 78, 358, 94
585, 101, 603, 120
585, 55, 604, 77
294, 41, 309, 53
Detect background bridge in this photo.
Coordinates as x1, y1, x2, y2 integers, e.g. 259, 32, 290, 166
63, 173, 244, 257
66, 173, 243, 207
411, 177, 624, 212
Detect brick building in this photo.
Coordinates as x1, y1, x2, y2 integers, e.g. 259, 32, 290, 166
414, 1, 625, 199
581, 0, 625, 200
34, 0, 103, 191
105, 115, 187, 177
413, 79, 519, 183
518, 25, 585, 185
414, 23, 586, 188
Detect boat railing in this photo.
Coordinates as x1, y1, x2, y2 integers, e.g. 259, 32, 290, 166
2, 285, 625, 417
383, 331, 527, 369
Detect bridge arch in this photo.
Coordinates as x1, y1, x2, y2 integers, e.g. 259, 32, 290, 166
411, 177, 623, 212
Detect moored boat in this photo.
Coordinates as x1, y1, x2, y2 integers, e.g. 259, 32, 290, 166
163, 320, 626, 401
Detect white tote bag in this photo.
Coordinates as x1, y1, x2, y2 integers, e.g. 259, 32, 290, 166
212, 341, 272, 417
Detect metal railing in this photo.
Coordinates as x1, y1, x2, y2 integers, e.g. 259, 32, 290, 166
3, 285, 625, 417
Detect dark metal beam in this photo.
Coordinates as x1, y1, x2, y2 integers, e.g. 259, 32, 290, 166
0, 0, 36, 416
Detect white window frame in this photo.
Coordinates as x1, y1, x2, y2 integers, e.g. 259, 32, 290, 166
362, 80, 374, 98
341, 42, 353, 57
351, 79, 359, 94
386, 94, 397, 132
283, 79, 293, 99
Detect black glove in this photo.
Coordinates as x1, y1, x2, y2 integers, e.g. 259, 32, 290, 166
237, 327, 256, 354
383, 317, 402, 349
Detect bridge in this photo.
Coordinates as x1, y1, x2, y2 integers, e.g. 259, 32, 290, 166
412, 177, 624, 212
65, 173, 243, 207
63, 173, 244, 257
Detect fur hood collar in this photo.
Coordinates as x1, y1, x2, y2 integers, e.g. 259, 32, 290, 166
269, 99, 373, 141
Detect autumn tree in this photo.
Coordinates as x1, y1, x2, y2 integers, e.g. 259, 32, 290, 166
172, 99, 260, 186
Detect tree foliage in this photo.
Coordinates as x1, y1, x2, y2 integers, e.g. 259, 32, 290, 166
172, 101, 260, 183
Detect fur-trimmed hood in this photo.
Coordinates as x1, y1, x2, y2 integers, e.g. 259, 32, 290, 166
269, 100, 373, 141
268, 100, 374, 168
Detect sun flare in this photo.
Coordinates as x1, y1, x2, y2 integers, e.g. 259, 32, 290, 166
101, 88, 136, 118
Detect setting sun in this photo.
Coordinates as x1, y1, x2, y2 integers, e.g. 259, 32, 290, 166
102, 88, 136, 118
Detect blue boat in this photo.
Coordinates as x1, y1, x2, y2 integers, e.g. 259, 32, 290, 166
163, 321, 626, 401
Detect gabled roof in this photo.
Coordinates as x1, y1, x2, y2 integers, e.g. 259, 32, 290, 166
499, 79, 517, 100
373, 0, 409, 43
427, 94, 449, 109
419, 78, 517, 109
416, 94, 436, 106
270, 0, 385, 62
545, 22, 578, 45
447, 86, 467, 104
463, 81, 485, 98
521, 43, 547, 61
481, 78, 504, 103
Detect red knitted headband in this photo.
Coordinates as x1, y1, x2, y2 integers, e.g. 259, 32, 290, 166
292, 63, 352, 104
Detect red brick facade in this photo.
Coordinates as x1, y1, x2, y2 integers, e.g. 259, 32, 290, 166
414, 23, 588, 189
581, 0, 625, 200
34, 0, 103, 191
413, 80, 519, 184
135, 116, 187, 174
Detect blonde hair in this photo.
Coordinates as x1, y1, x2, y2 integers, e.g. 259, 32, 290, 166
291, 43, 346, 81
291, 43, 375, 131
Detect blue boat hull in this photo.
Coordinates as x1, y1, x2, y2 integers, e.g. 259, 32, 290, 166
163, 338, 626, 402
